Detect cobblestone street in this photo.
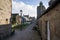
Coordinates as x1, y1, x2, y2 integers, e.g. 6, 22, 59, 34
6, 23, 41, 40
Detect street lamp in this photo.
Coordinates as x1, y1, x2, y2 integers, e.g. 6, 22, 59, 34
20, 10, 23, 17
20, 10, 23, 30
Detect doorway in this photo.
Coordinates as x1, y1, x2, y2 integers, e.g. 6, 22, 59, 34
46, 21, 50, 40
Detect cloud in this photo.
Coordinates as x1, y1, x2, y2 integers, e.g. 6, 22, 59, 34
12, 0, 49, 18
12, 0, 37, 18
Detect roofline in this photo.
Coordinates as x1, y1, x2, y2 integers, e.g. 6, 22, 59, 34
12, 13, 19, 14
12, 14, 19, 15
37, 0, 60, 20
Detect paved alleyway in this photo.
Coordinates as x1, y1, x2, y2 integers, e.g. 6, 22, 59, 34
6, 23, 41, 40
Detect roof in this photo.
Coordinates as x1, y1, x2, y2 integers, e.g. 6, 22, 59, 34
12, 13, 19, 15
37, 0, 60, 19
12, 14, 19, 17
12, 13, 19, 14
23, 15, 29, 17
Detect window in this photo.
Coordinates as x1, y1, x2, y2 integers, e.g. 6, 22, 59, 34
6, 19, 8, 24
0, 8, 3, 10
6, 19, 8, 21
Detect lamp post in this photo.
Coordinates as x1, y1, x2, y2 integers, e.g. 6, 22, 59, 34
20, 10, 22, 17
20, 10, 23, 30
20, 10, 23, 23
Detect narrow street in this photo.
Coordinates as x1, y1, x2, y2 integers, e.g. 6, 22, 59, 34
6, 23, 41, 40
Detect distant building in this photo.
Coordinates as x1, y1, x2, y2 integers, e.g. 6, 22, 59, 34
29, 17, 35, 23
23, 15, 29, 18
11, 14, 19, 24
23, 15, 29, 22
23, 15, 35, 24
21, 16, 26, 24
11, 13, 21, 24
16, 15, 21, 24
37, 2, 46, 19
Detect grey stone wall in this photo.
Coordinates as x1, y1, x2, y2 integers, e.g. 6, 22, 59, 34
0, 24, 12, 37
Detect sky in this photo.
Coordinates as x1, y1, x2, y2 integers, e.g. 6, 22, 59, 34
12, 0, 49, 18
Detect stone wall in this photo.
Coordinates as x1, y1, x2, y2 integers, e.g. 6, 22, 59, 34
38, 3, 60, 40
0, 24, 12, 37
0, 0, 12, 25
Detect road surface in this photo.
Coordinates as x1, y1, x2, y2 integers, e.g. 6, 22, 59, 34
6, 23, 41, 40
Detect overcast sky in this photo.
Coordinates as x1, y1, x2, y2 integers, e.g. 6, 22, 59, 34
12, 0, 49, 18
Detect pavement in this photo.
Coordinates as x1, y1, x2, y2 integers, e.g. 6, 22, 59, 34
5, 23, 41, 40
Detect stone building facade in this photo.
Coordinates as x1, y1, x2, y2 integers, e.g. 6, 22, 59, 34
38, 0, 60, 40
0, 0, 12, 39
0, 0, 12, 25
